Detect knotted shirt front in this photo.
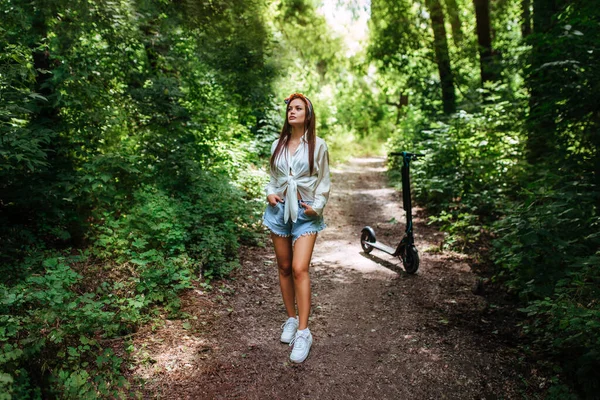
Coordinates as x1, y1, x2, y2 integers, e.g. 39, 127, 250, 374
265, 135, 331, 223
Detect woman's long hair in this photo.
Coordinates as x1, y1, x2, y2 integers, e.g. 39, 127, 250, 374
270, 94, 316, 175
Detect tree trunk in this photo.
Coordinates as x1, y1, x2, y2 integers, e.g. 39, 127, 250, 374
444, 0, 463, 46
31, 8, 86, 247
425, 0, 456, 114
532, 0, 557, 33
526, 0, 560, 163
473, 0, 497, 86
31, 12, 59, 125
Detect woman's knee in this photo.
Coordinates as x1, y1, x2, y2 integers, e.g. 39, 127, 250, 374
292, 263, 309, 280
278, 262, 292, 276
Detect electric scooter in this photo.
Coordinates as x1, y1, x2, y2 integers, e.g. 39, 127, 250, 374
360, 151, 424, 274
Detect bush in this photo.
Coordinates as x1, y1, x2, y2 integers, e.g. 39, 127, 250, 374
493, 171, 600, 398
387, 97, 600, 396
0, 256, 131, 398
387, 99, 524, 250
0, 164, 264, 397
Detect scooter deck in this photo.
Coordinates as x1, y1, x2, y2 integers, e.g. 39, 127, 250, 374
364, 241, 399, 256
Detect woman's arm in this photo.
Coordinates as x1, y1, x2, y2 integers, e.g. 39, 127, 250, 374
310, 142, 331, 216
265, 140, 280, 200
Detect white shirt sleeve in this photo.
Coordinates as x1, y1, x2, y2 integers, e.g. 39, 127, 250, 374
311, 141, 331, 216
265, 140, 279, 197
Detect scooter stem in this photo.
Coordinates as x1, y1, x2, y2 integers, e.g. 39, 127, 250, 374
401, 152, 415, 245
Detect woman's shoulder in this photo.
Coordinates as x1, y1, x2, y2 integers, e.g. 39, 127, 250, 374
270, 138, 280, 152
315, 136, 328, 149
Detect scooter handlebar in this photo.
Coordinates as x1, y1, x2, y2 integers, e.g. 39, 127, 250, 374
389, 151, 424, 159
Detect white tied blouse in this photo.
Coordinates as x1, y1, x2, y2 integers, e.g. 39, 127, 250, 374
265, 135, 331, 223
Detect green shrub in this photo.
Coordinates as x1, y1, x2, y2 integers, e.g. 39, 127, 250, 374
387, 98, 600, 396
493, 172, 599, 398
0, 257, 130, 398
388, 100, 524, 250
91, 170, 257, 279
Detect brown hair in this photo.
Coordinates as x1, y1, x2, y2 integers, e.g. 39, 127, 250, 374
270, 93, 317, 175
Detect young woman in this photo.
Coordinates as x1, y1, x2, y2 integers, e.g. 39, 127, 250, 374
263, 92, 331, 363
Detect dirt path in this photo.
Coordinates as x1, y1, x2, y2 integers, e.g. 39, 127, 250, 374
131, 158, 540, 399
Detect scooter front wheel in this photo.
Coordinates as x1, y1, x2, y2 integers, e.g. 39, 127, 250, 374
402, 245, 420, 274
360, 227, 376, 254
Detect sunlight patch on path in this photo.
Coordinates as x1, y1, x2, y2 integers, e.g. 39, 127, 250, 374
331, 157, 387, 173
312, 155, 408, 277
312, 239, 398, 277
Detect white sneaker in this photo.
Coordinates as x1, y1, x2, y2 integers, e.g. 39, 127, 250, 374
289, 328, 312, 363
280, 317, 298, 343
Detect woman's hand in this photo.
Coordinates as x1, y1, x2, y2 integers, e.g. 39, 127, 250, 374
301, 202, 318, 217
267, 194, 283, 207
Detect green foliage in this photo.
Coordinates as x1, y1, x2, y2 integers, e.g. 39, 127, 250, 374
379, 1, 599, 396
388, 94, 525, 250
493, 172, 600, 398
525, 0, 600, 169
91, 177, 251, 278
493, 173, 598, 297
0, 256, 133, 398
275, 0, 344, 93
3, 0, 598, 397
0, 43, 49, 175
0, 0, 277, 397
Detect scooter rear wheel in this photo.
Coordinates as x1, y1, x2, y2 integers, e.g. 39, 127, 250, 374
402, 245, 420, 274
360, 229, 375, 254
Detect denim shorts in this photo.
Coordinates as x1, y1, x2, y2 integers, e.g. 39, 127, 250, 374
262, 200, 326, 246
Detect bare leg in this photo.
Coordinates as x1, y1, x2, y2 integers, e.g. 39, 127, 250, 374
292, 234, 318, 330
271, 234, 295, 318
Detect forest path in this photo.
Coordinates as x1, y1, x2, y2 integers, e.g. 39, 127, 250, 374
134, 157, 532, 399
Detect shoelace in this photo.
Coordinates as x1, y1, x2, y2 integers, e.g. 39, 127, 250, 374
289, 332, 308, 349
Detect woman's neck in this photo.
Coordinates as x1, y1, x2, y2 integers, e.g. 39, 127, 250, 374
290, 126, 304, 141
